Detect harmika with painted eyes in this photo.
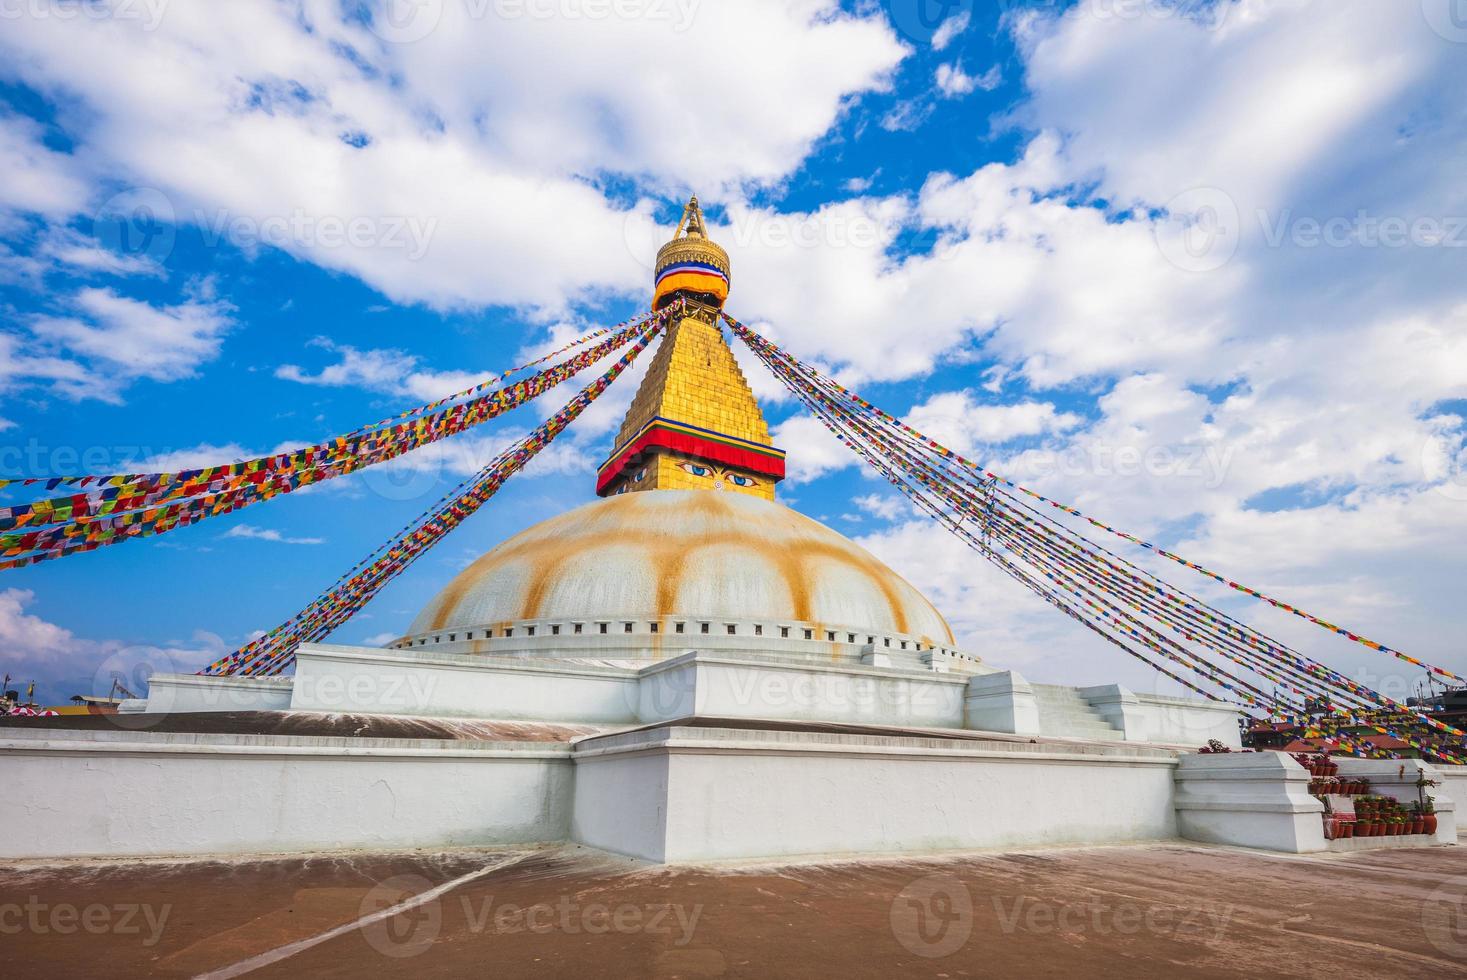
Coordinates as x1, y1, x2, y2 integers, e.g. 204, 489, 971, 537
678, 460, 757, 489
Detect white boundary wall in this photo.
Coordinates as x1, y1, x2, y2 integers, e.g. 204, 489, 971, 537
572, 726, 1180, 863
0, 728, 572, 860
144, 647, 1241, 748
287, 646, 640, 723
636, 655, 967, 728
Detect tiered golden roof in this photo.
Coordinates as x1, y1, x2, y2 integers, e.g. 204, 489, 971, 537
596, 198, 784, 501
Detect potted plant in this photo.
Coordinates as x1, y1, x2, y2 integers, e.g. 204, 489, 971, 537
1422, 797, 1438, 836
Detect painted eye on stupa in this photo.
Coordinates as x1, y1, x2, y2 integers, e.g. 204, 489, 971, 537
728, 474, 756, 487
678, 462, 713, 478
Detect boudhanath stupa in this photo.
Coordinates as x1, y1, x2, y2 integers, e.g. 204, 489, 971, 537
0, 200, 1455, 866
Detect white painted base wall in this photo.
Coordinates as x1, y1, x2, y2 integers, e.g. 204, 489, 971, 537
1128, 692, 1244, 748
572, 726, 1179, 863
0, 646, 1274, 864
0, 728, 571, 860
636, 656, 967, 728
289, 645, 640, 723
139, 647, 1243, 757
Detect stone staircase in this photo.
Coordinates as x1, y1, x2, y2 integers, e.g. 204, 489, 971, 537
1032, 684, 1125, 741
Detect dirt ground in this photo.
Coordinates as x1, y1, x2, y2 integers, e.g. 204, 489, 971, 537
2, 842, 1465, 978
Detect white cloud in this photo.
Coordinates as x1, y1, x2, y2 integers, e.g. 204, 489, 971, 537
30, 286, 233, 384
0, 587, 225, 699
3, 0, 1465, 695
0, 112, 89, 219
0, 1, 906, 312
221, 524, 325, 546
931, 11, 971, 51
368, 429, 598, 482
8, 285, 235, 405
904, 391, 1082, 454
0, 588, 76, 663
747, 2, 1467, 684
119, 442, 305, 473
854, 493, 906, 521
935, 62, 1001, 98
770, 413, 857, 484
35, 228, 166, 278
855, 518, 1135, 686
879, 98, 933, 132
277, 337, 515, 405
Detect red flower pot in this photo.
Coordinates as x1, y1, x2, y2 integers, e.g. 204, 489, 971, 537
1413, 819, 1425, 835
1340, 823, 1354, 839
1425, 815, 1438, 835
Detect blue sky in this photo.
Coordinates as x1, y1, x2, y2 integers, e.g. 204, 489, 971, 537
2, 0, 1466, 706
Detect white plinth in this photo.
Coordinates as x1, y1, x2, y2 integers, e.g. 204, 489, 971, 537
572, 724, 1179, 863
963, 670, 1041, 735
1174, 752, 1325, 852
144, 672, 293, 714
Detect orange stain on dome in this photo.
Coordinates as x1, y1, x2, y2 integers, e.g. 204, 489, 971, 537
423, 492, 948, 643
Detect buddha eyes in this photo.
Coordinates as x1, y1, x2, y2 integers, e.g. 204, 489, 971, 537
676, 462, 756, 487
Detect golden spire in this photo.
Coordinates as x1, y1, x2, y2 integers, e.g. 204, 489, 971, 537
596, 197, 784, 500
652, 197, 731, 311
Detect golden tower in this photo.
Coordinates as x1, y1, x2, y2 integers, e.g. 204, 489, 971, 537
596, 197, 786, 501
